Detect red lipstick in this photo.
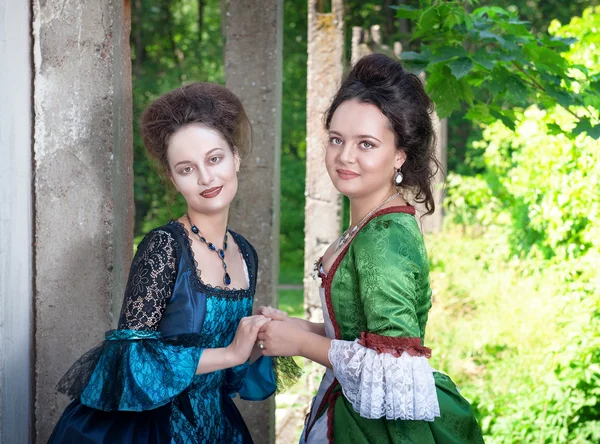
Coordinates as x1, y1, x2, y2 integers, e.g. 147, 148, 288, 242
200, 186, 223, 198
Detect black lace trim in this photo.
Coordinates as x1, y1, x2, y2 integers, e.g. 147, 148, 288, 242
169, 220, 255, 300
118, 229, 178, 330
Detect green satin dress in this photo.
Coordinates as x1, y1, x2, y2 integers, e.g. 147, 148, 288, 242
302, 206, 485, 443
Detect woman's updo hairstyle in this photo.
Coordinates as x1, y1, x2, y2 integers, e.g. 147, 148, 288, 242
325, 53, 439, 215
141, 82, 252, 175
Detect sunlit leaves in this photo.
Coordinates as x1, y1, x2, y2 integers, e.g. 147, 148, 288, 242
396, 1, 599, 138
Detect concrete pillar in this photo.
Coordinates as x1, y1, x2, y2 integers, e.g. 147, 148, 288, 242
304, 0, 344, 330
420, 113, 447, 233
222, 1, 283, 442
32, 0, 133, 441
0, 2, 33, 442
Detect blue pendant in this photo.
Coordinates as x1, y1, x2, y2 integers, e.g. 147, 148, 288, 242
191, 226, 199, 234
218, 249, 225, 259
224, 273, 231, 286
208, 243, 216, 251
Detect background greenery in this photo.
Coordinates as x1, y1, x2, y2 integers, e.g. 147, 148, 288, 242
131, 1, 600, 441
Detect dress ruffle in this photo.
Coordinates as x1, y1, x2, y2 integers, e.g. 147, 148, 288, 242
329, 339, 440, 421
57, 329, 203, 412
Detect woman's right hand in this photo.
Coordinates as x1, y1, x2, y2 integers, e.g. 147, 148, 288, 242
258, 306, 321, 334
226, 315, 271, 366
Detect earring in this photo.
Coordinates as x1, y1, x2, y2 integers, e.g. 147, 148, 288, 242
394, 169, 403, 185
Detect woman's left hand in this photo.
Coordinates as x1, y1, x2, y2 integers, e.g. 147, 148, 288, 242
257, 319, 305, 357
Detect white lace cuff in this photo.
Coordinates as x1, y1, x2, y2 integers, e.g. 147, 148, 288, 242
328, 339, 440, 421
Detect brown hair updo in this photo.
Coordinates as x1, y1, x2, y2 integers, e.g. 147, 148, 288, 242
325, 53, 439, 215
140, 82, 252, 175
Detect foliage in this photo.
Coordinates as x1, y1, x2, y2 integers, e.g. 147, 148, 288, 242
393, 0, 600, 139
438, 8, 600, 442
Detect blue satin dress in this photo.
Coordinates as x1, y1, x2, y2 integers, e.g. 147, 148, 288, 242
48, 221, 278, 444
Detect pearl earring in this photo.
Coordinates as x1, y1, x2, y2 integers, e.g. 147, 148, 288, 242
394, 169, 403, 185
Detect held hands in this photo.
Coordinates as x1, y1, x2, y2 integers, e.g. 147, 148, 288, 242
256, 306, 306, 357
226, 315, 271, 366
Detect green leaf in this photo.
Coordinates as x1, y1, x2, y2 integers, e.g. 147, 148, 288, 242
401, 51, 428, 61
546, 123, 564, 136
573, 119, 600, 139
545, 86, 576, 109
403, 59, 429, 75
479, 30, 505, 46
464, 104, 495, 124
391, 5, 419, 20
508, 18, 530, 25
505, 75, 530, 107
427, 66, 462, 118
489, 108, 516, 131
525, 43, 567, 75
472, 48, 496, 70
449, 57, 474, 79
430, 45, 468, 63
487, 66, 510, 94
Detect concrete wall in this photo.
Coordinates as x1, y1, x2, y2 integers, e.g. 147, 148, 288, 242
31, 0, 133, 441
0, 1, 33, 442
223, 0, 283, 442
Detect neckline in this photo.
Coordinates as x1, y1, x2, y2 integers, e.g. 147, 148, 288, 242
170, 220, 252, 293
319, 205, 415, 278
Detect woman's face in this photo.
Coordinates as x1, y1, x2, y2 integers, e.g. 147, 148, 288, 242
325, 99, 406, 200
167, 123, 240, 216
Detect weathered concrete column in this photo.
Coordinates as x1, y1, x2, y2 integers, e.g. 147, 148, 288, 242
222, 1, 283, 442
303, 0, 345, 401
0, 2, 33, 443
304, 0, 344, 328
419, 113, 447, 233
32, 1, 133, 441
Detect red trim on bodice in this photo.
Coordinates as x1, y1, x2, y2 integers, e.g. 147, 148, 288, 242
358, 332, 432, 358
306, 205, 416, 442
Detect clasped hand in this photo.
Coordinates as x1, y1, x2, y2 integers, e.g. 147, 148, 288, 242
255, 306, 306, 357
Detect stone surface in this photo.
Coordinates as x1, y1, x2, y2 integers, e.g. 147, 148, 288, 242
223, 1, 283, 442
304, 0, 344, 326
0, 1, 33, 442
32, 0, 133, 441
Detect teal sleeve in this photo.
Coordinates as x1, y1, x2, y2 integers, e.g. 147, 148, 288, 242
57, 329, 203, 412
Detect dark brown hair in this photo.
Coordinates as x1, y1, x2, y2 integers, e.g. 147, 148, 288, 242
325, 53, 440, 215
140, 82, 252, 175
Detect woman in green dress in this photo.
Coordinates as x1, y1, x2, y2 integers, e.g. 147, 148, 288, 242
257, 54, 485, 443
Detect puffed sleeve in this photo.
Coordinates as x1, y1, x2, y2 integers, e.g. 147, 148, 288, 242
56, 228, 204, 412
328, 218, 440, 421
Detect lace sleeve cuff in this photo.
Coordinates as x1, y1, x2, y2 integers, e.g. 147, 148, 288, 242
57, 330, 203, 412
328, 337, 440, 421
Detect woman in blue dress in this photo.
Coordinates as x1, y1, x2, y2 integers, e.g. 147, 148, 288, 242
49, 82, 298, 443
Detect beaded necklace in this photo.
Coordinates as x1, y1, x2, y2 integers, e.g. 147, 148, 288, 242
186, 213, 231, 286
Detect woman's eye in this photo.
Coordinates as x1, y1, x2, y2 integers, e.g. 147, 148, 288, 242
209, 156, 221, 163
330, 137, 343, 145
359, 141, 373, 149
181, 166, 192, 174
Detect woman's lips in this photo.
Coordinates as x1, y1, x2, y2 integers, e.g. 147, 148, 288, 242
200, 186, 223, 198
337, 169, 360, 180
